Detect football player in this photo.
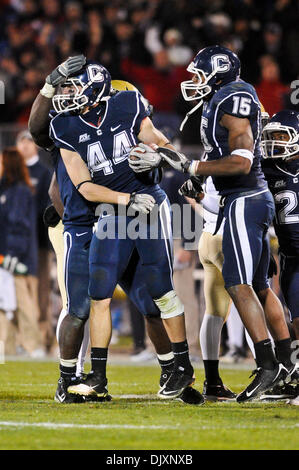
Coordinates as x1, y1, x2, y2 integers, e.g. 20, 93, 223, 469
185, 175, 237, 401
134, 45, 295, 402
30, 57, 198, 403
260, 110, 299, 403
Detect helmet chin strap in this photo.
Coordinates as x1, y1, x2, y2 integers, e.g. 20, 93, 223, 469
180, 100, 203, 131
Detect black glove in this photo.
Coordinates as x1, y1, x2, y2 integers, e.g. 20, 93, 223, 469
43, 204, 61, 228
268, 253, 278, 278
46, 55, 86, 87
178, 176, 204, 202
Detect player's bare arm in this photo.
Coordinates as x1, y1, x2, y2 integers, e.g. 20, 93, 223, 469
60, 148, 155, 213
138, 117, 175, 149
60, 148, 131, 204
29, 55, 86, 148
29, 93, 53, 149
129, 117, 175, 172
157, 115, 253, 177
48, 173, 64, 218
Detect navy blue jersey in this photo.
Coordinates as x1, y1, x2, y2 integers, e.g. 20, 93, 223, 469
51, 147, 97, 228
50, 91, 163, 201
262, 159, 299, 256
201, 80, 267, 196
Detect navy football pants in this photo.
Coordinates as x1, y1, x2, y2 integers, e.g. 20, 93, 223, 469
222, 189, 275, 291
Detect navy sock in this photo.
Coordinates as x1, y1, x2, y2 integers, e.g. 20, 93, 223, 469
203, 360, 221, 385
91, 347, 108, 376
254, 340, 278, 370
172, 340, 193, 374
275, 338, 292, 368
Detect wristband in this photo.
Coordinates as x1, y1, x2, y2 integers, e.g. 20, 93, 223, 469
188, 160, 200, 176
40, 82, 56, 99
231, 149, 254, 164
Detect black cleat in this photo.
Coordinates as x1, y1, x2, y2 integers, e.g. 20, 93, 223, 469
54, 376, 85, 404
285, 364, 299, 385
260, 383, 299, 401
179, 386, 205, 405
203, 380, 236, 402
67, 372, 109, 398
237, 363, 288, 403
159, 369, 172, 392
158, 366, 195, 399
84, 394, 113, 403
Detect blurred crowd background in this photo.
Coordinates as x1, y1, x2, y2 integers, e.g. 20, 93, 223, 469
0, 0, 297, 361
1, 0, 299, 127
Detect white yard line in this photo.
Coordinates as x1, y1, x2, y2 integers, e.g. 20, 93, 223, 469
0, 421, 177, 430
0, 421, 298, 431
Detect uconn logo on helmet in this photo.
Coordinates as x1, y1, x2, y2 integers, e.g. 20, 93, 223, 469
211, 54, 231, 73
86, 64, 105, 83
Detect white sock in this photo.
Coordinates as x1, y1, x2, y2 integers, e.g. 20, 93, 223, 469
199, 313, 224, 360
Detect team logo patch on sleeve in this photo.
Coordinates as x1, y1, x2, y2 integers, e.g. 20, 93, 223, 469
274, 179, 286, 188
79, 133, 91, 143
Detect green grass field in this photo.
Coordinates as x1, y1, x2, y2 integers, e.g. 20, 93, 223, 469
0, 360, 298, 450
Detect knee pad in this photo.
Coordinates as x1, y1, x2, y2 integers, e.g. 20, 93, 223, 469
154, 290, 184, 319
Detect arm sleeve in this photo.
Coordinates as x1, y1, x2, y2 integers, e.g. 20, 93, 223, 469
49, 116, 76, 152
132, 91, 150, 135
219, 91, 259, 119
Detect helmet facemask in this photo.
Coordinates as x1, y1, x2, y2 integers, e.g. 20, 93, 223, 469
180, 63, 220, 131
53, 71, 111, 114
53, 78, 88, 114
261, 123, 299, 161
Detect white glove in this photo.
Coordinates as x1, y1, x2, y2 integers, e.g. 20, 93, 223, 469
129, 143, 162, 173
156, 147, 197, 174
127, 192, 156, 214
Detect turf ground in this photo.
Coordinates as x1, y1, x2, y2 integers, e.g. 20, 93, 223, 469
0, 359, 298, 450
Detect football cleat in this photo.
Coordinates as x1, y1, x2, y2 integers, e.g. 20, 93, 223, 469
54, 376, 85, 404
159, 369, 172, 391
203, 380, 236, 402
237, 363, 288, 403
159, 368, 203, 404
287, 394, 299, 406
84, 394, 112, 403
178, 386, 205, 405
285, 364, 299, 385
67, 372, 109, 398
260, 383, 298, 401
158, 367, 195, 399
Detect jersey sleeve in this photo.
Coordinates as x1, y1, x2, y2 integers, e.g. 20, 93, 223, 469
134, 91, 151, 132
218, 89, 259, 119
49, 115, 76, 152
